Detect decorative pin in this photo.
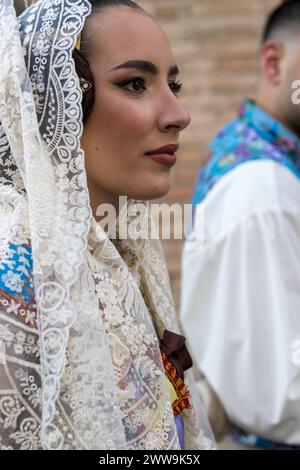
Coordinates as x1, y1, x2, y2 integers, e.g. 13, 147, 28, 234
80, 78, 92, 94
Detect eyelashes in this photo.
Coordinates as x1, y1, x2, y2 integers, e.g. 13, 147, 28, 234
116, 76, 183, 95
170, 80, 183, 95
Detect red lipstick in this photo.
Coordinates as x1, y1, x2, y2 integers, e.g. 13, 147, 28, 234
145, 144, 179, 167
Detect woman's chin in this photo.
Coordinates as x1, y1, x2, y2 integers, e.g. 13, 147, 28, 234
131, 182, 171, 201
133, 172, 172, 201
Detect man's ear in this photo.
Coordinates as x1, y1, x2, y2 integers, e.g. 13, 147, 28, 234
259, 40, 285, 86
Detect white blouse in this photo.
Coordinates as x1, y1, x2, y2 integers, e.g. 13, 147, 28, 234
180, 160, 300, 445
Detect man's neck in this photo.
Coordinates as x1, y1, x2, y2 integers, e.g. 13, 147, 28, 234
256, 90, 300, 139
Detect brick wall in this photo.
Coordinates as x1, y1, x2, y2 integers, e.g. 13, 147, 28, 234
139, 0, 280, 314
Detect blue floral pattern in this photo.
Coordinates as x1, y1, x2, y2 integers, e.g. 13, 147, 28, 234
192, 99, 300, 210
0, 243, 36, 324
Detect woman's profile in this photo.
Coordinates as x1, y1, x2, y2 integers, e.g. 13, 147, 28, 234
0, 0, 214, 450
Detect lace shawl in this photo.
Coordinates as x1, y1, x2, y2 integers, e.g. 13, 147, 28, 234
0, 0, 215, 450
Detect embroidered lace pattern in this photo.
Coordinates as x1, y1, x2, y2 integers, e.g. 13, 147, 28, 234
0, 0, 215, 450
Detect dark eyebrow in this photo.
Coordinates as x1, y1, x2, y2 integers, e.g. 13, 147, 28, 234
109, 60, 179, 77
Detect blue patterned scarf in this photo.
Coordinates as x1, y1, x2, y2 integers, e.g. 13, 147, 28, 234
192, 99, 300, 211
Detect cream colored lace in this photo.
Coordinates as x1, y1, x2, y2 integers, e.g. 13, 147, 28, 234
0, 0, 215, 450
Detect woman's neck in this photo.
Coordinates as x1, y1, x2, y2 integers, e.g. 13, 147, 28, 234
87, 176, 120, 221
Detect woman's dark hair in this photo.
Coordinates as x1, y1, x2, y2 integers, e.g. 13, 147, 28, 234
73, 0, 147, 123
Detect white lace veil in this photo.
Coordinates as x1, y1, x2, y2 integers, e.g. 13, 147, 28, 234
0, 0, 215, 450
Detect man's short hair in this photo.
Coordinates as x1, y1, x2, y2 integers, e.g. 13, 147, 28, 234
262, 0, 300, 43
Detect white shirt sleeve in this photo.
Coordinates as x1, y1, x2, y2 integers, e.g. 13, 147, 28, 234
180, 160, 300, 444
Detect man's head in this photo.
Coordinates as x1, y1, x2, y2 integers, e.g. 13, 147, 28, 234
258, 0, 300, 137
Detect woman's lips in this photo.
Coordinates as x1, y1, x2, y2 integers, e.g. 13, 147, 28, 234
146, 153, 177, 166
145, 144, 179, 167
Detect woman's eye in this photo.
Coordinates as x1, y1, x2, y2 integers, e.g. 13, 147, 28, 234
118, 77, 147, 93
116, 77, 183, 95
170, 81, 183, 95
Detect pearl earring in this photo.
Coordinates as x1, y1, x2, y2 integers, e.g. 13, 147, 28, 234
80, 78, 92, 94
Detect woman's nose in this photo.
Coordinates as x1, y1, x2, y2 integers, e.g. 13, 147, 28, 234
158, 89, 191, 133
160, 102, 191, 132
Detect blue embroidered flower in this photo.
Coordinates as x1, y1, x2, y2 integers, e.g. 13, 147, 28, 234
0, 243, 34, 305
1, 270, 23, 293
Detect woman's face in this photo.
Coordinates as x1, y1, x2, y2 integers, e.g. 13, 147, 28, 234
81, 7, 191, 214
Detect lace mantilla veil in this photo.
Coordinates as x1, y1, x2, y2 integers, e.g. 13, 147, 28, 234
0, 0, 215, 450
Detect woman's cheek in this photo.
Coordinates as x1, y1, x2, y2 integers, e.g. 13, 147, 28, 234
97, 92, 155, 138
121, 100, 155, 131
